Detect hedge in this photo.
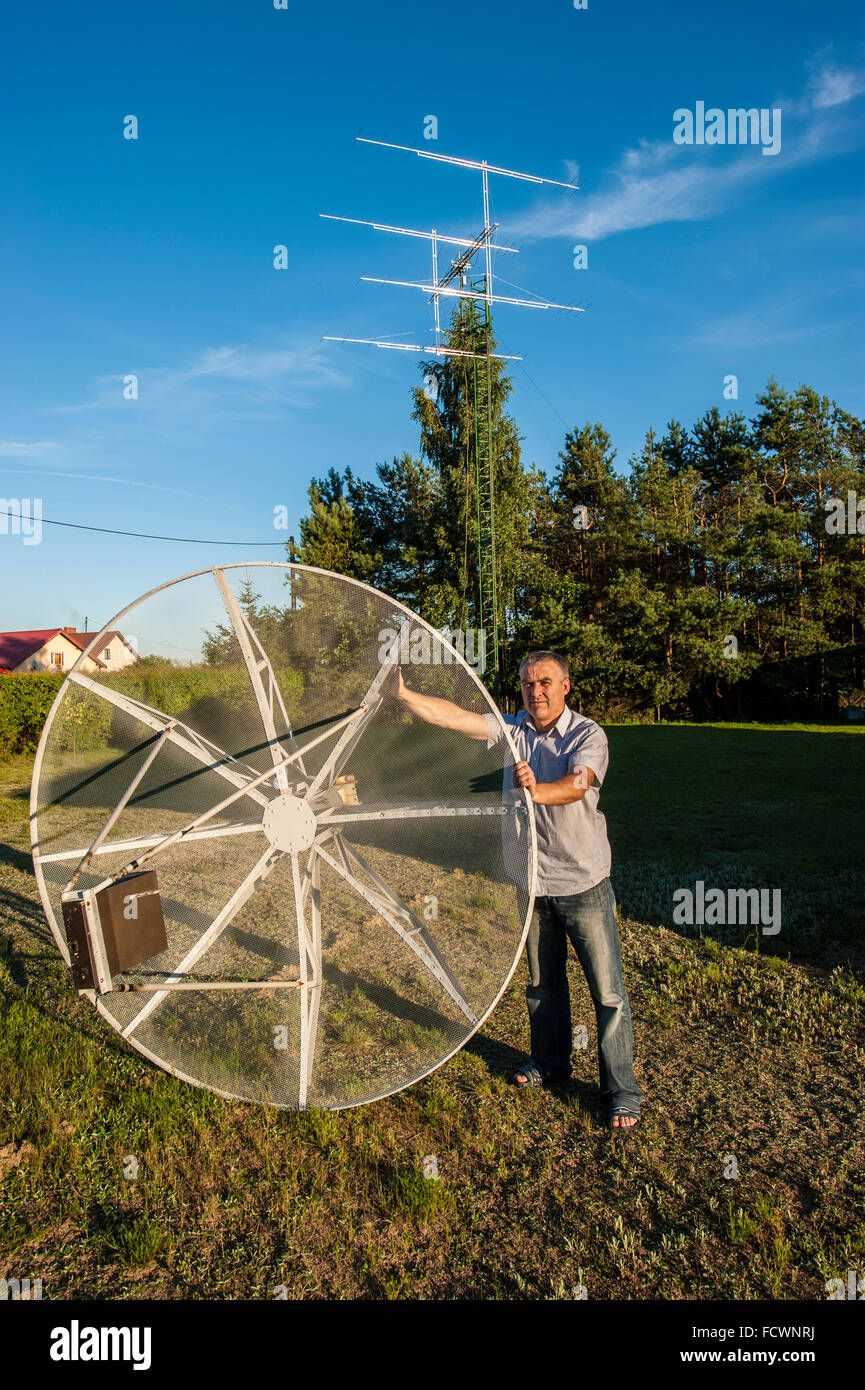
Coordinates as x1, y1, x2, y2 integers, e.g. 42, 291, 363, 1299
0, 673, 64, 755
0, 663, 309, 759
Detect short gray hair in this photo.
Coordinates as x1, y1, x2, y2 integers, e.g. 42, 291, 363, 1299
519, 650, 569, 681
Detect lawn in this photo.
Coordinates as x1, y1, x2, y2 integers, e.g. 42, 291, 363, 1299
0, 725, 863, 1300
602, 723, 865, 965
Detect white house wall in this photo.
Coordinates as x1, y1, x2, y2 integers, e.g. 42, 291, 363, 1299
14, 635, 100, 674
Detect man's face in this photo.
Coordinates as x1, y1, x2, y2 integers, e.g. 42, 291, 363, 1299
520, 660, 570, 725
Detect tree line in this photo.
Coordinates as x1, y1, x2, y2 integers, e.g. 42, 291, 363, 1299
295, 300, 865, 720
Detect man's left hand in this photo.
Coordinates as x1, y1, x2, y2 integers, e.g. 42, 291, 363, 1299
513, 760, 536, 797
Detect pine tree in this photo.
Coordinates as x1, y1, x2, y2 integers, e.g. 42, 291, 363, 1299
411, 297, 532, 690
296, 470, 378, 582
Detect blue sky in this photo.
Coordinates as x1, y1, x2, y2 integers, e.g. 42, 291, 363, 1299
1, 0, 864, 639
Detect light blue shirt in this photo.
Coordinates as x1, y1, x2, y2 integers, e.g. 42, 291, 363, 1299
483, 706, 611, 895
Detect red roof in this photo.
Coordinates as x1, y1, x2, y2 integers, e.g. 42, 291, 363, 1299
69, 633, 139, 658
65, 630, 138, 658
0, 629, 105, 670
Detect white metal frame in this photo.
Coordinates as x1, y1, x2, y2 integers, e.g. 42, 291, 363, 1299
30, 562, 538, 1111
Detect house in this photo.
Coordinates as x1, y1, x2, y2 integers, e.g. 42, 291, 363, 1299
0, 628, 139, 675
74, 630, 139, 673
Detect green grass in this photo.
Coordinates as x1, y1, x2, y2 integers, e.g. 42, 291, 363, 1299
602, 724, 863, 876
601, 724, 865, 964
0, 729, 863, 1300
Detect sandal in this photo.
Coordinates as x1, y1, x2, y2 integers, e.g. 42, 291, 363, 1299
608, 1107, 641, 1133
511, 1060, 569, 1087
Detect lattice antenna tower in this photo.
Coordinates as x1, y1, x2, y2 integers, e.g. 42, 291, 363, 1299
321, 137, 582, 689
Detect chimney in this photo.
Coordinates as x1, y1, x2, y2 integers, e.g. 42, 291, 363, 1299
63, 626, 76, 633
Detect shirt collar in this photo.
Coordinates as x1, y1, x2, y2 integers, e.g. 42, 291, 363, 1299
518, 706, 573, 738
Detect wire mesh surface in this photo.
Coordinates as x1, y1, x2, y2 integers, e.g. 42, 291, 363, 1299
31, 563, 536, 1109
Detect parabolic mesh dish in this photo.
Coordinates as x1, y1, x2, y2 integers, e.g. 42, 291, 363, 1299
30, 563, 536, 1110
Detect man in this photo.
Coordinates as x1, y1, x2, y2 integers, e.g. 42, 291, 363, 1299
387, 650, 642, 1131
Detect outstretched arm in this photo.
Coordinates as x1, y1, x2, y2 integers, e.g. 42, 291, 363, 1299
385, 666, 489, 740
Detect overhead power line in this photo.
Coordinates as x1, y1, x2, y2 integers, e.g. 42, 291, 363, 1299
0, 510, 287, 546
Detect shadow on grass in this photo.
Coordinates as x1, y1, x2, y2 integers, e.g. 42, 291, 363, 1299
0, 881, 54, 947
460, 1032, 608, 1120
611, 860, 865, 972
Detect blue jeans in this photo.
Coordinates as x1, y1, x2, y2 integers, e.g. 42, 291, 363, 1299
525, 877, 643, 1114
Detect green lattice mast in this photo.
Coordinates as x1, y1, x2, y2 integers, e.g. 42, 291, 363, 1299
471, 283, 500, 679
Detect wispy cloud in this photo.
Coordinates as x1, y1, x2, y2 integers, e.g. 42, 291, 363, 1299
181, 343, 348, 390
510, 55, 865, 244
564, 158, 581, 185
689, 270, 860, 350
808, 58, 865, 110
512, 148, 766, 242
49, 338, 351, 417
691, 314, 840, 351
0, 441, 57, 457
0, 467, 209, 500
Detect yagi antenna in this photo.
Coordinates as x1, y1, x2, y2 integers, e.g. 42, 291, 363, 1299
320, 136, 584, 359
360, 277, 584, 315
355, 137, 581, 190
320, 213, 519, 256
320, 136, 583, 686
322, 336, 523, 361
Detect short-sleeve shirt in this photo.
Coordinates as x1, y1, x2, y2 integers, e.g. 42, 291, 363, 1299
483, 706, 611, 896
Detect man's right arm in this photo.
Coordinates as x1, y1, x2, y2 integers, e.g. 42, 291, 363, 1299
385, 666, 489, 740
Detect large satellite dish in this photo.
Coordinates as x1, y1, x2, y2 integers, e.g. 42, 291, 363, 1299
30, 563, 536, 1109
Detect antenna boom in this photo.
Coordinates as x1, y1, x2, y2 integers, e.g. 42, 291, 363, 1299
320, 213, 517, 255
356, 137, 579, 189
323, 335, 522, 361
360, 277, 585, 313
